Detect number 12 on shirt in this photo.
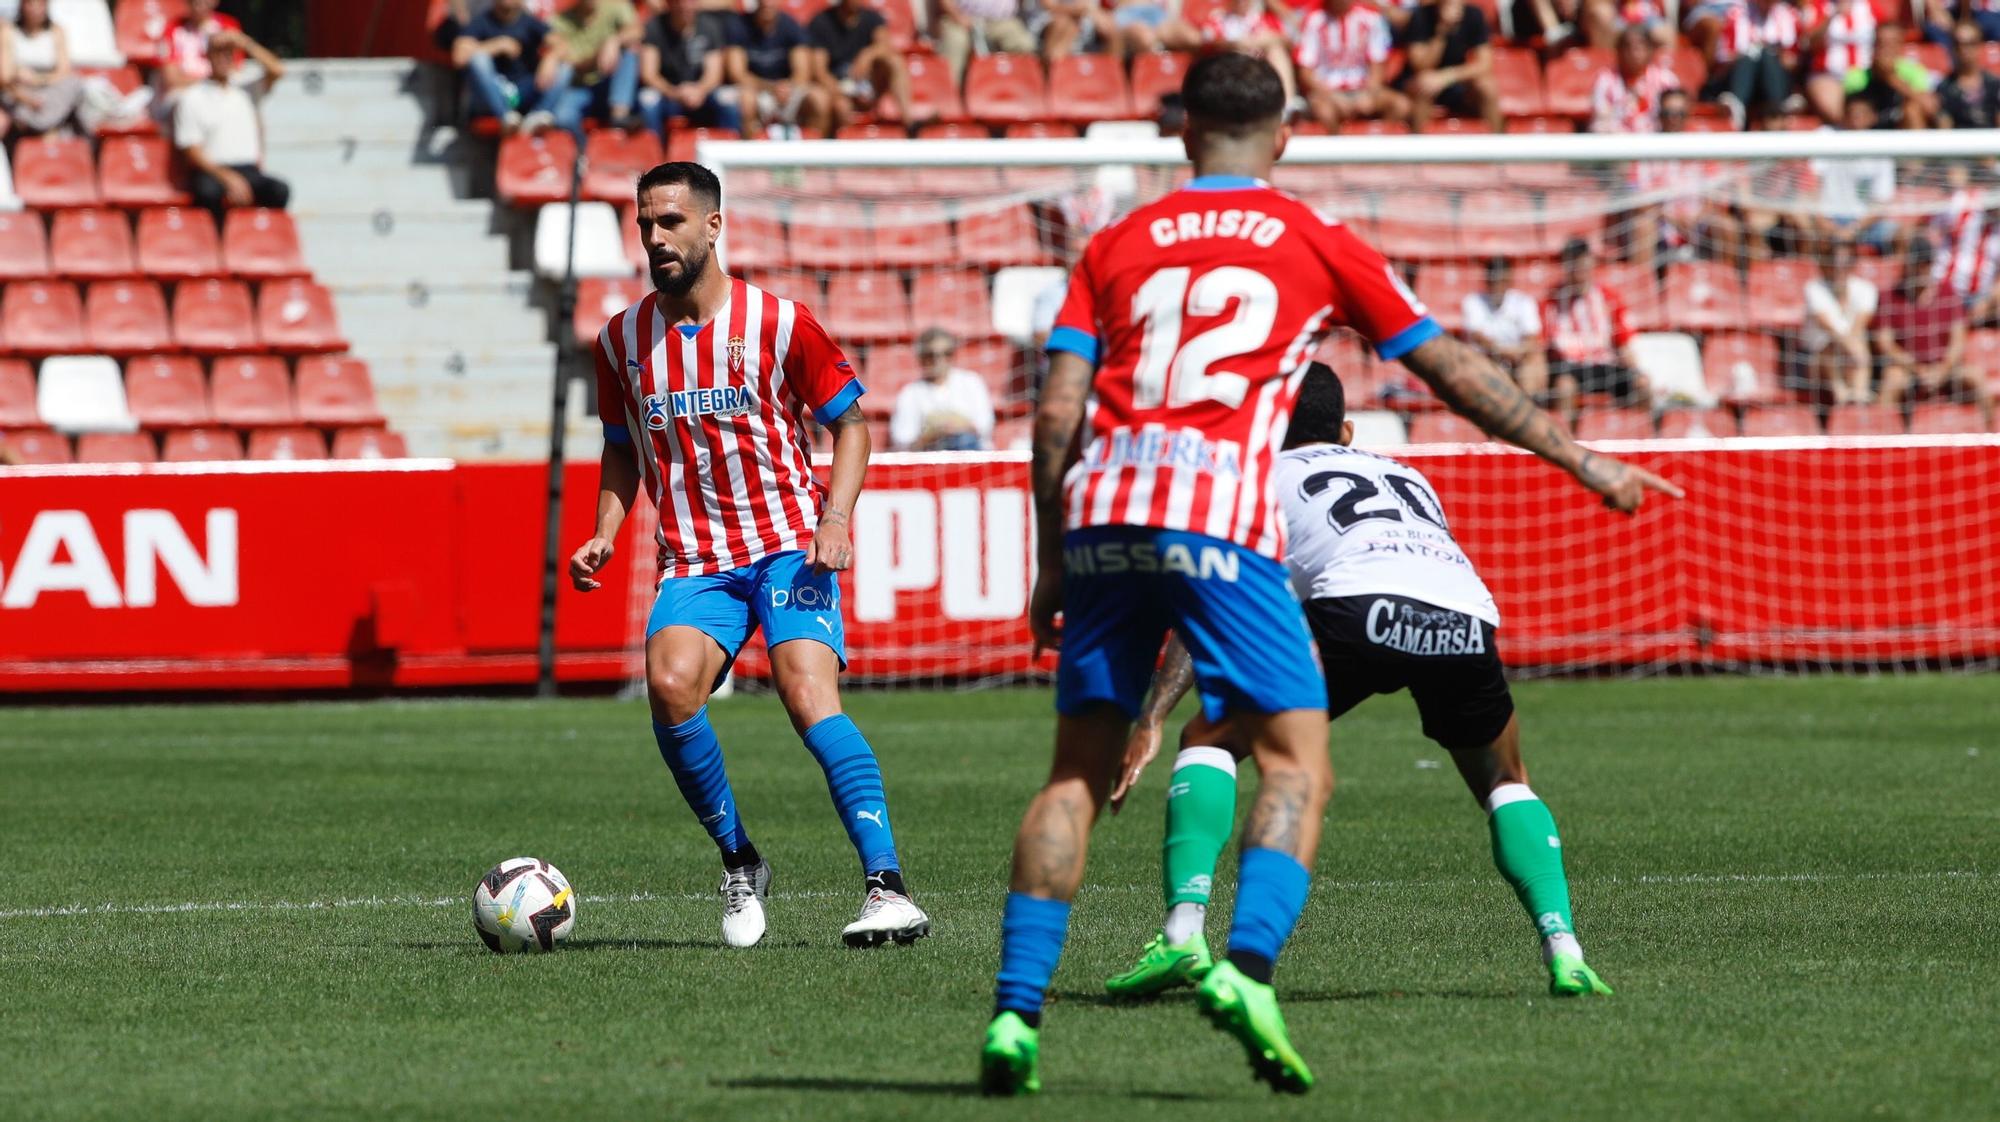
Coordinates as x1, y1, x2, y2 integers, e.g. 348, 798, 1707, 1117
1130, 266, 1282, 409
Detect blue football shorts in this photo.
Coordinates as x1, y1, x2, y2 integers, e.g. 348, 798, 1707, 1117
1055, 526, 1324, 721
646, 549, 847, 674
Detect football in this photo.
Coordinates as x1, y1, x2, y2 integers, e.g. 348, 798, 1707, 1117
471, 857, 576, 954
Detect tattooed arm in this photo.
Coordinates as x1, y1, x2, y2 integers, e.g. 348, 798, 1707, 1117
1399, 333, 1684, 513
1108, 634, 1197, 812
1027, 351, 1096, 651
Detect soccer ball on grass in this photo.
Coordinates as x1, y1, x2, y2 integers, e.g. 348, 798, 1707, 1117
472, 857, 576, 953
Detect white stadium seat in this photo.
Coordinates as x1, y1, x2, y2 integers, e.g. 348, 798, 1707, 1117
0, 142, 21, 212
990, 265, 1065, 344
39, 355, 139, 433
534, 202, 636, 280
52, 0, 123, 68
1629, 332, 1717, 409
1348, 410, 1409, 448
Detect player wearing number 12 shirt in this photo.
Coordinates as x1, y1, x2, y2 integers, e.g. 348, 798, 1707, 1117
982, 54, 1682, 1098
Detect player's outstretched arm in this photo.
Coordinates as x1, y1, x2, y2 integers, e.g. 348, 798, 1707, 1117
570, 443, 642, 591
1398, 334, 1685, 514
1110, 634, 1197, 813
1028, 351, 1097, 652
807, 402, 869, 572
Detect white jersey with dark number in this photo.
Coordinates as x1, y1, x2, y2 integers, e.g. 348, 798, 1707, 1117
1272, 443, 1500, 626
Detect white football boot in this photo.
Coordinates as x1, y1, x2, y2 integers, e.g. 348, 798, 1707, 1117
841, 887, 931, 947
719, 859, 772, 948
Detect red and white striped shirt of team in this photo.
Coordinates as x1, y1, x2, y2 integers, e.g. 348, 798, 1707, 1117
1543, 284, 1636, 364
1294, 4, 1392, 92
1590, 61, 1679, 133
1716, 0, 1800, 61
1806, 0, 1883, 75
595, 277, 862, 581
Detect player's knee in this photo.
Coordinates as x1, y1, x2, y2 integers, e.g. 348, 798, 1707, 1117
647, 663, 710, 724
774, 674, 839, 731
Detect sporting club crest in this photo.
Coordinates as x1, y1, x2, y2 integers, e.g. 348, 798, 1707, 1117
727, 336, 746, 373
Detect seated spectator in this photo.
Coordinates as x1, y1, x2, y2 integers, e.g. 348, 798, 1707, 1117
727, 0, 830, 136
1629, 89, 1768, 269
538, 0, 642, 135
1542, 238, 1651, 424
176, 32, 289, 223
158, 0, 270, 108
1590, 23, 1679, 133
1516, 0, 1646, 52
1462, 256, 1551, 401
1297, 0, 1408, 130
1930, 170, 2000, 326
1043, 0, 1121, 65
1, 0, 82, 134
1875, 238, 1993, 426
1803, 234, 1878, 403
1105, 0, 1180, 59
638, 0, 741, 136
808, 0, 911, 128
1400, 0, 1499, 131
1801, 0, 1888, 123
1843, 23, 1939, 128
1936, 20, 2000, 127
890, 329, 996, 451
1154, 0, 1297, 103
1924, 0, 2000, 48
1704, 0, 1801, 129
1807, 95, 1899, 253
932, 0, 1038, 84
454, 0, 556, 135
1364, 0, 1420, 37
435, 0, 558, 53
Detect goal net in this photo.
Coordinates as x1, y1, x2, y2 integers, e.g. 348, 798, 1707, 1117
622, 130, 2000, 684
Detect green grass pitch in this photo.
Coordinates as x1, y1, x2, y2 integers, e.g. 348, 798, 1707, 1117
3, 677, 1996, 1120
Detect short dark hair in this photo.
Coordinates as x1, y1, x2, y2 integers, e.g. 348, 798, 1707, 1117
636, 161, 722, 212
1181, 52, 1286, 138
1560, 237, 1592, 264
1284, 362, 1346, 449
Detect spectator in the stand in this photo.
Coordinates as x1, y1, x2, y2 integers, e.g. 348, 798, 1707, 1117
1803, 233, 1878, 404
1, 0, 83, 134
157, 0, 245, 102
1400, 0, 1500, 131
890, 328, 996, 451
1930, 169, 2000, 326
1362, 0, 1419, 38
1630, 89, 1775, 267
1590, 24, 1679, 133
1542, 238, 1651, 425
1704, 0, 1801, 129
1802, 0, 1888, 123
539, 0, 643, 134
1153, 0, 1297, 103
933, 0, 1039, 84
1844, 23, 1939, 128
1939, 20, 2000, 126
809, 0, 912, 128
1463, 256, 1551, 401
435, 0, 558, 52
1809, 95, 1900, 251
454, 0, 555, 135
638, 0, 741, 136
1109, 0, 1184, 57
1924, 0, 2000, 46
176, 32, 289, 223
1043, 0, 1122, 65
1876, 238, 1993, 426
727, 0, 829, 137
1296, 0, 1408, 130
1515, 0, 1636, 52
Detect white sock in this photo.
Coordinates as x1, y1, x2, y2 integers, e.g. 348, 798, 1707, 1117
1163, 902, 1205, 946
1542, 931, 1583, 965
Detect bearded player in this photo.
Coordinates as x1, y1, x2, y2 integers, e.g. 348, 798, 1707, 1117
980, 54, 1678, 1096
1103, 365, 1622, 1008
571, 161, 929, 950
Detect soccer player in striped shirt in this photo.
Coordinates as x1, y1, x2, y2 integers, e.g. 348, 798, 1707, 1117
570, 161, 929, 950
979, 54, 1678, 1096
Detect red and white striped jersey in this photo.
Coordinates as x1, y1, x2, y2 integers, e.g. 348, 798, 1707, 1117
1049, 177, 1437, 560
1716, 0, 1800, 61
1931, 192, 2000, 301
1295, 4, 1392, 91
1543, 283, 1635, 364
1201, 1, 1285, 43
1589, 62, 1680, 133
595, 277, 862, 580
1806, 0, 1882, 75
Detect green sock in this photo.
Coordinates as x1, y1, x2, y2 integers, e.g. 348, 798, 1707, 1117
1161, 746, 1238, 942
1486, 783, 1581, 956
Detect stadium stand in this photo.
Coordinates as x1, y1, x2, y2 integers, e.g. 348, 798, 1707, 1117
137, 206, 225, 279
77, 431, 160, 463
173, 280, 259, 353
162, 426, 245, 462
100, 136, 190, 207
125, 355, 214, 428
248, 426, 330, 460
39, 355, 138, 433
294, 357, 385, 428
209, 356, 297, 427
0, 361, 41, 428
222, 209, 310, 278
86, 279, 175, 355
51, 210, 137, 280
0, 212, 53, 280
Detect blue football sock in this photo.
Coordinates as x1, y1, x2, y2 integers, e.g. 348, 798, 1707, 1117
1226, 847, 1311, 983
802, 714, 900, 874
995, 892, 1071, 1025
652, 708, 751, 856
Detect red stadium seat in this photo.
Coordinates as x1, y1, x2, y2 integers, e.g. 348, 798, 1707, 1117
1912, 42, 1949, 74
257, 280, 347, 354
1543, 48, 1612, 118
1700, 331, 1780, 402
0, 212, 51, 281
1459, 192, 1554, 257
915, 121, 987, 139
870, 204, 956, 268
1961, 328, 2000, 378
86, 280, 173, 355
881, 51, 964, 124
248, 426, 329, 461
0, 428, 72, 464
125, 355, 212, 427
173, 279, 259, 353
2, 280, 87, 355
1407, 412, 1496, 443
332, 427, 410, 459
294, 356, 384, 426
831, 164, 921, 198
788, 201, 872, 270
221, 209, 308, 278
1598, 261, 1663, 330
1574, 408, 1656, 439
573, 275, 648, 346
14, 135, 100, 209
1657, 407, 1738, 438
909, 268, 994, 340
1047, 55, 1132, 123
161, 426, 243, 462
1414, 260, 1482, 332
115, 0, 187, 65
209, 356, 295, 426
1824, 405, 1905, 435
582, 129, 665, 204
665, 127, 741, 164
1492, 48, 1547, 117
861, 0, 918, 48
138, 206, 224, 280
496, 131, 579, 207
1505, 115, 1574, 134
958, 206, 1046, 268
1338, 118, 1408, 136
1665, 261, 1748, 330
837, 122, 905, 140
1745, 258, 1813, 328
1004, 121, 1078, 138
717, 209, 788, 272
1910, 404, 1988, 434
76, 431, 158, 463
0, 360, 39, 427
1131, 52, 1192, 119
49, 210, 135, 280
822, 271, 913, 343
1373, 202, 1462, 258
964, 55, 1048, 124
99, 136, 189, 207
857, 345, 920, 414
1738, 404, 1819, 437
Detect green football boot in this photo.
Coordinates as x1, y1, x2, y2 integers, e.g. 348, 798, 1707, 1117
1549, 954, 1614, 997
1105, 930, 1214, 997
979, 1011, 1042, 1096
1194, 961, 1314, 1094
